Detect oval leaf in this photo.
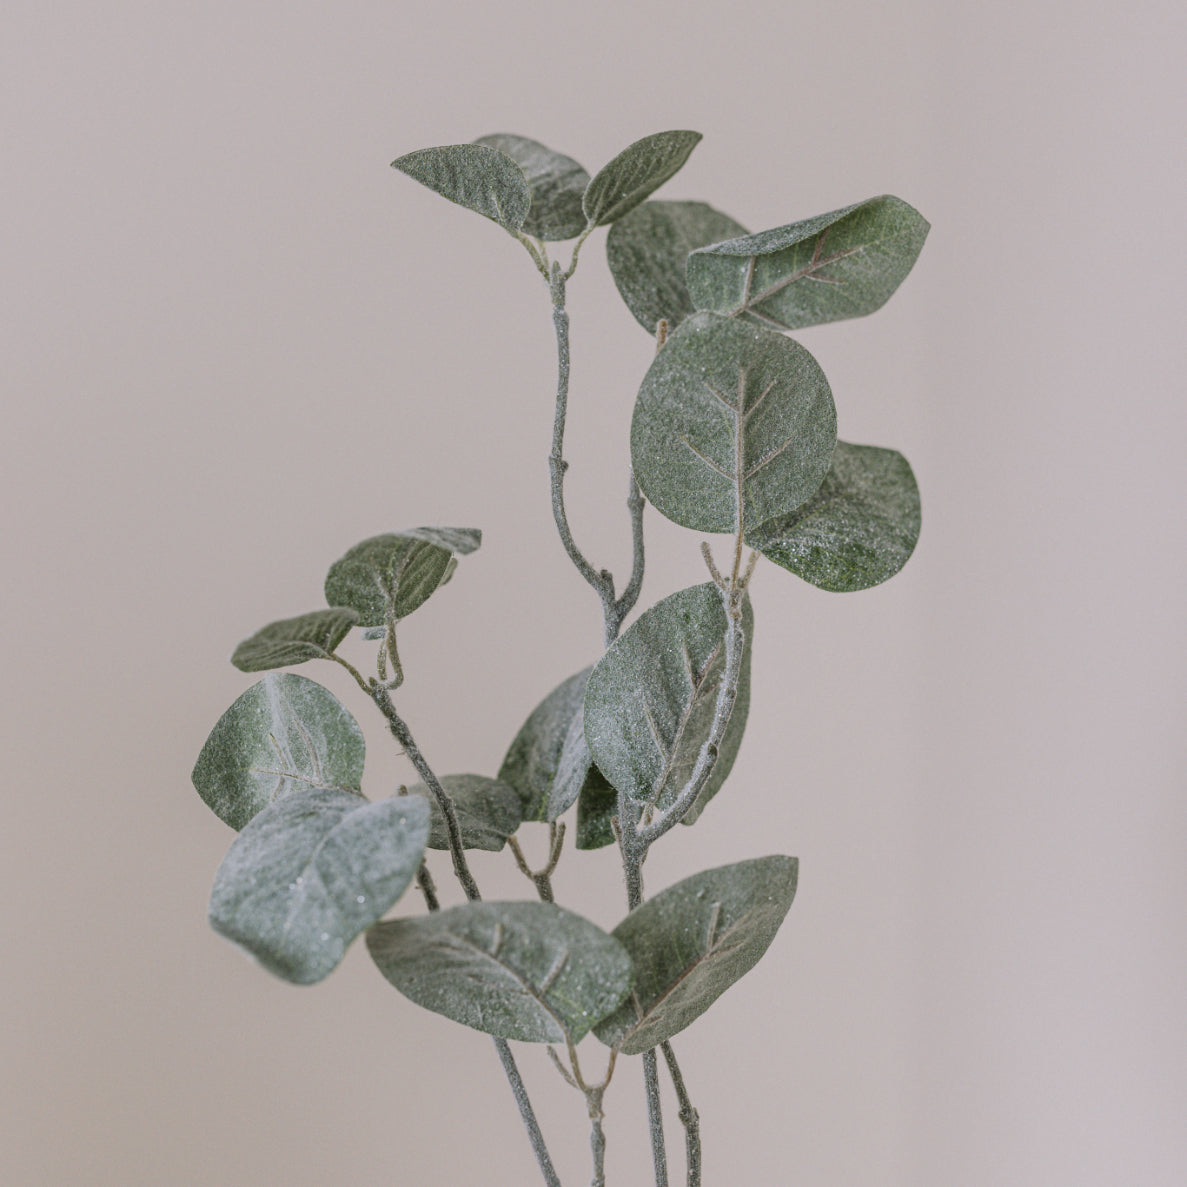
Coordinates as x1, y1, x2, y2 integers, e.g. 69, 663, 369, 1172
584, 584, 752, 818
192, 673, 365, 831
404, 774, 522, 852
474, 134, 590, 241
747, 441, 921, 592
594, 855, 798, 1054
607, 200, 749, 333
687, 195, 929, 331
631, 312, 837, 535
582, 130, 703, 227
324, 527, 481, 627
367, 901, 632, 1044
498, 666, 594, 822
209, 788, 430, 985
391, 144, 531, 234
231, 608, 360, 672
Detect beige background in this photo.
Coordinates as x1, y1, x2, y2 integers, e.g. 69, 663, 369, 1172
3, 0, 1184, 1183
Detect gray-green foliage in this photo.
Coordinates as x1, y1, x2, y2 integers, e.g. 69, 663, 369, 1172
392, 144, 531, 233
631, 313, 837, 534
686, 195, 929, 331
474, 134, 590, 241
584, 583, 752, 819
324, 527, 480, 627
192, 673, 365, 831
607, 200, 748, 333
231, 608, 359, 672
367, 901, 633, 1043
209, 789, 430, 985
595, 857, 798, 1054
582, 131, 702, 227
404, 774, 523, 852
747, 441, 921, 591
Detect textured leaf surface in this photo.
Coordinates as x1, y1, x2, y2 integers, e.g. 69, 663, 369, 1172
687, 195, 929, 331
474, 134, 589, 240
209, 788, 429, 985
575, 769, 618, 850
631, 312, 836, 534
367, 901, 632, 1043
404, 774, 522, 852
594, 856, 797, 1053
324, 527, 481, 627
747, 441, 921, 591
498, 666, 594, 822
584, 584, 752, 818
607, 200, 748, 332
582, 131, 702, 227
231, 608, 359, 672
192, 673, 365, 831
391, 145, 530, 233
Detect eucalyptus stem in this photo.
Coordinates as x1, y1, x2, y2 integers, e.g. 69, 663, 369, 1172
661, 1041, 701, 1187
642, 1048, 670, 1187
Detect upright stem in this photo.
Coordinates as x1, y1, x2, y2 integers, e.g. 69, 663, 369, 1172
494, 1039, 564, 1187
642, 1049, 670, 1187
661, 1042, 701, 1187
587, 1089, 608, 1187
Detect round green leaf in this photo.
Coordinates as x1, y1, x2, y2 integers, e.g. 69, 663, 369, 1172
209, 788, 430, 985
584, 584, 752, 818
367, 901, 632, 1044
404, 774, 523, 852
747, 441, 921, 591
323, 527, 481, 627
192, 673, 366, 831
391, 144, 531, 234
474, 134, 590, 241
686, 195, 930, 331
631, 312, 837, 534
594, 856, 798, 1054
582, 130, 703, 227
607, 200, 748, 333
230, 608, 359, 672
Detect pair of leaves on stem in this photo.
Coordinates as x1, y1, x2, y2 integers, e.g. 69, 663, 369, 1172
367, 855, 797, 1053
392, 130, 702, 240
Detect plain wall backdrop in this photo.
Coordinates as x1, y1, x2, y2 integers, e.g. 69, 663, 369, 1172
3, 1, 1184, 1183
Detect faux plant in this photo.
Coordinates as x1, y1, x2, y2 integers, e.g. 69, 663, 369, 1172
191, 129, 927, 1185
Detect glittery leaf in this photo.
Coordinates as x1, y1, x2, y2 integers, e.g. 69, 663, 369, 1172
474, 134, 590, 241
582, 131, 702, 227
391, 144, 531, 234
403, 774, 523, 852
367, 901, 633, 1044
230, 608, 359, 672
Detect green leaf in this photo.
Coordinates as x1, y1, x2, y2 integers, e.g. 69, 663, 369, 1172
594, 856, 797, 1054
686, 195, 929, 331
582, 131, 703, 228
209, 788, 430, 985
324, 527, 481, 628
391, 144, 531, 234
192, 673, 366, 831
474, 134, 590, 241
230, 608, 359, 672
575, 767, 617, 850
404, 775, 522, 852
367, 901, 632, 1043
747, 441, 921, 592
584, 584, 752, 819
498, 666, 595, 823
607, 200, 748, 333
631, 312, 837, 535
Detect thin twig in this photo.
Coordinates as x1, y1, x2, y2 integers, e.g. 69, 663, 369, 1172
508, 822, 565, 903
661, 1041, 701, 1187
415, 862, 439, 912
615, 474, 646, 626
643, 1048, 669, 1187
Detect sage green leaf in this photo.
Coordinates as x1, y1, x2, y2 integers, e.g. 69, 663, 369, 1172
474, 134, 590, 241
324, 527, 481, 627
686, 195, 929, 331
747, 441, 921, 592
631, 313, 836, 534
584, 584, 752, 818
367, 901, 633, 1044
575, 768, 617, 850
582, 131, 703, 227
594, 856, 797, 1054
230, 608, 360, 672
498, 666, 594, 823
209, 788, 430, 985
404, 774, 522, 852
391, 145, 531, 234
192, 673, 365, 831
607, 200, 749, 333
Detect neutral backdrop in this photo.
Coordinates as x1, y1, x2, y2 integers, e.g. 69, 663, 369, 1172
4, 1, 1184, 1184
